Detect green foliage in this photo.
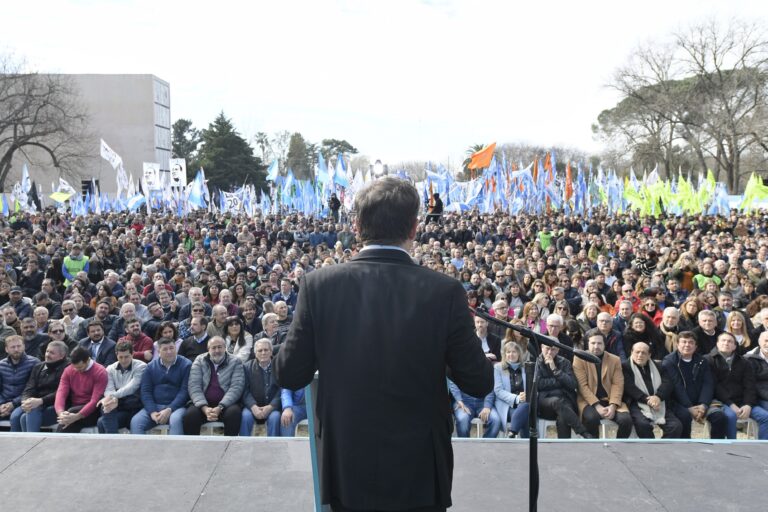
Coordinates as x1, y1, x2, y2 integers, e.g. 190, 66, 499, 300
320, 138, 358, 163
286, 132, 310, 179
171, 119, 201, 170
197, 112, 265, 190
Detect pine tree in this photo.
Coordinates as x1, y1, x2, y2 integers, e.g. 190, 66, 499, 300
197, 112, 266, 190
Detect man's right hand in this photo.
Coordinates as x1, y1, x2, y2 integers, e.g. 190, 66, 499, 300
156, 408, 172, 424
455, 401, 470, 414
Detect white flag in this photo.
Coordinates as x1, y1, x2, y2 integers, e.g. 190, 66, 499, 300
58, 177, 77, 195
100, 139, 123, 169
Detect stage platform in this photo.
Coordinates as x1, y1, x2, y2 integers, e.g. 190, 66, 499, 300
0, 434, 765, 511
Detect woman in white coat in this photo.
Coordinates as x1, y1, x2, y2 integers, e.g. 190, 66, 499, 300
494, 341, 529, 438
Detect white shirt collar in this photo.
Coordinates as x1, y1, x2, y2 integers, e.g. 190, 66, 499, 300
361, 244, 409, 255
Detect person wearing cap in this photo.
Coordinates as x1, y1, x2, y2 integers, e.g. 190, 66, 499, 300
61, 244, 89, 288
8, 286, 32, 320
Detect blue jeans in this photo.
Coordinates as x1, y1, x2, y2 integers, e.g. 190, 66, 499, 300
280, 405, 307, 437
454, 397, 501, 438
98, 409, 138, 434
13, 405, 57, 432
509, 402, 530, 438
240, 407, 281, 436
706, 403, 735, 439
751, 400, 768, 440
130, 408, 185, 435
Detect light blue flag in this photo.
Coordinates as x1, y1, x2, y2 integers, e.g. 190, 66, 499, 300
334, 154, 349, 188
265, 160, 279, 181
1, 195, 7, 217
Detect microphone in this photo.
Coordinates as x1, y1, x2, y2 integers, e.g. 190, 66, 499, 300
573, 349, 601, 364
473, 304, 601, 364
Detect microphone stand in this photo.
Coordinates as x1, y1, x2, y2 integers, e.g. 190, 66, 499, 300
473, 306, 599, 512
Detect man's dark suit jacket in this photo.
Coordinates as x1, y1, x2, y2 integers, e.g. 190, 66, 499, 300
78, 337, 117, 367
484, 333, 502, 362
275, 248, 493, 511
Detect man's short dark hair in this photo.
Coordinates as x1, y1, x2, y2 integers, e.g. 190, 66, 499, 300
354, 177, 419, 245
156, 337, 175, 347
70, 346, 90, 364
678, 331, 697, 343
125, 318, 140, 328
87, 320, 104, 332
115, 341, 134, 353
193, 316, 209, 328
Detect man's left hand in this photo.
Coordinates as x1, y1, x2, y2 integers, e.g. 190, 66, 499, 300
478, 407, 491, 422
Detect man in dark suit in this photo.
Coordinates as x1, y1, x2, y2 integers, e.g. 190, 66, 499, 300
474, 315, 501, 362
275, 177, 493, 512
78, 320, 117, 367
240, 338, 282, 436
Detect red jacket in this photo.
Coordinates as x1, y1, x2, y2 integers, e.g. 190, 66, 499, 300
119, 333, 155, 362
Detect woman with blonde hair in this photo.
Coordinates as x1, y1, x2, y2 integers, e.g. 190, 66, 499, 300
521, 302, 546, 334
502, 319, 534, 363
493, 341, 529, 438
725, 311, 753, 356
678, 296, 701, 332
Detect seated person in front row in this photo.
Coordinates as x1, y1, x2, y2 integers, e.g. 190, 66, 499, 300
493, 341, 529, 438
97, 340, 146, 434
661, 331, 721, 439
54, 346, 107, 433
622, 341, 682, 438
183, 336, 245, 436
10, 341, 69, 432
704, 332, 762, 439
240, 338, 282, 436
573, 331, 633, 438
448, 377, 501, 438
130, 337, 191, 435
536, 344, 592, 438
1, 335, 40, 424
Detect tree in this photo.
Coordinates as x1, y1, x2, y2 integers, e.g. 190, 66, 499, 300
253, 131, 272, 162
320, 138, 358, 166
598, 19, 768, 191
460, 144, 487, 180
271, 130, 291, 172
171, 118, 201, 170
0, 55, 89, 192
286, 132, 310, 179
196, 112, 265, 190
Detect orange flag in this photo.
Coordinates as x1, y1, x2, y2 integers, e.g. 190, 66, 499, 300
565, 162, 573, 201
468, 143, 496, 170
544, 152, 554, 184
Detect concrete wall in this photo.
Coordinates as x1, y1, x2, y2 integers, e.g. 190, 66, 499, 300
9, 74, 170, 197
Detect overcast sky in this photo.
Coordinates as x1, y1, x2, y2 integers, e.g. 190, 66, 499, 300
3, 0, 767, 169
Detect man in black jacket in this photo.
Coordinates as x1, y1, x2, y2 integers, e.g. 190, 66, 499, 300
622, 341, 682, 438
744, 331, 768, 439
9, 340, 68, 432
662, 332, 721, 439
537, 344, 591, 439
275, 177, 492, 512
704, 332, 756, 439
240, 338, 281, 437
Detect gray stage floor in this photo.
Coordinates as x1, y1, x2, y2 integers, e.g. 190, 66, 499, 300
0, 435, 765, 511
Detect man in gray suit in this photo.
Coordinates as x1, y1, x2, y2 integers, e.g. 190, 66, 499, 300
276, 177, 493, 512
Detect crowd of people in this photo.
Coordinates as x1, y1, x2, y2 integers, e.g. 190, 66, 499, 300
1, 199, 767, 440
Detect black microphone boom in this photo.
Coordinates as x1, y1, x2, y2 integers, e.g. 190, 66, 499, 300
473, 306, 600, 364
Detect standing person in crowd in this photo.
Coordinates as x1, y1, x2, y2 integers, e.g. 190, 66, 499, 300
275, 177, 492, 512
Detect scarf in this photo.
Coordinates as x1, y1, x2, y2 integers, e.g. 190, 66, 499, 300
629, 359, 666, 425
